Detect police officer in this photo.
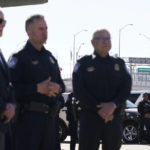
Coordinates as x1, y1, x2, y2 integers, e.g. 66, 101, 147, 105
138, 92, 150, 143
73, 29, 132, 150
0, 10, 15, 150
65, 93, 78, 150
9, 15, 65, 150
55, 96, 65, 150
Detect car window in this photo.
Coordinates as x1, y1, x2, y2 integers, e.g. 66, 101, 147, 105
128, 94, 140, 103
126, 100, 137, 108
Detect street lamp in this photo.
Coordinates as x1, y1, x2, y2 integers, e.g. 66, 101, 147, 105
119, 24, 133, 57
139, 33, 150, 41
73, 29, 87, 67
76, 43, 85, 61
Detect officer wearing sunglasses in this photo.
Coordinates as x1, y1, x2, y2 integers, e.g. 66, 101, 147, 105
0, 10, 15, 150
73, 29, 131, 150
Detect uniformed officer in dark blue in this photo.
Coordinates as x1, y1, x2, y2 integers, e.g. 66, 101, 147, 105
138, 92, 150, 143
55, 96, 65, 150
0, 10, 15, 150
65, 93, 78, 150
8, 15, 65, 150
73, 29, 132, 150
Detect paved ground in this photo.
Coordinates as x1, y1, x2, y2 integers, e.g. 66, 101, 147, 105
61, 143, 150, 150
60, 137, 150, 150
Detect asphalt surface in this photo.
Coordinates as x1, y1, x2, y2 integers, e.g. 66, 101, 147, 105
61, 143, 150, 150
61, 137, 150, 150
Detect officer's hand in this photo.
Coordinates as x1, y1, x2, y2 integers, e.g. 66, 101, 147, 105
1, 103, 15, 124
104, 114, 114, 123
145, 113, 150, 118
48, 82, 60, 97
37, 77, 52, 96
97, 102, 116, 119
97, 109, 114, 123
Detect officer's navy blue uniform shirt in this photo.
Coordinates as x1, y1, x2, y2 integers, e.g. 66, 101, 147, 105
138, 100, 150, 117
9, 41, 65, 104
73, 52, 132, 114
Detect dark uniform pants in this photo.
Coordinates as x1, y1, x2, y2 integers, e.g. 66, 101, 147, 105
79, 110, 122, 150
0, 130, 5, 150
69, 119, 78, 150
13, 112, 56, 150
139, 117, 146, 142
145, 119, 150, 143
55, 117, 61, 150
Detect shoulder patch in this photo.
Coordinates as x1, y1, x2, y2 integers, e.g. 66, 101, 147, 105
8, 57, 18, 68
49, 56, 55, 64
73, 62, 80, 73
124, 65, 130, 74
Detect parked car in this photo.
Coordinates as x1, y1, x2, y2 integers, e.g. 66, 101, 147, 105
59, 97, 141, 143
123, 100, 139, 143
128, 90, 150, 105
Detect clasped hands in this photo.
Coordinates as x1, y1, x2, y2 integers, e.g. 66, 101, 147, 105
97, 102, 116, 123
37, 77, 60, 97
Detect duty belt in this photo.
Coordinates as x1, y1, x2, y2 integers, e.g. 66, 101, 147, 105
26, 101, 50, 114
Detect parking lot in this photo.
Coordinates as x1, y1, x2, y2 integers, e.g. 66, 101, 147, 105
61, 137, 150, 150
61, 144, 150, 150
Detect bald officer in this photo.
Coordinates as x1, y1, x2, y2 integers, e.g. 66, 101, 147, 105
73, 29, 131, 150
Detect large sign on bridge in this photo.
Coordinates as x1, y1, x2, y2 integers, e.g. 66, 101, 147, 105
128, 57, 150, 64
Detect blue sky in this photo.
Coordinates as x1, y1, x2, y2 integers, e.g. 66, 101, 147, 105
1, 0, 150, 77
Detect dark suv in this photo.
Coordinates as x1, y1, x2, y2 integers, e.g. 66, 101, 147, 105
122, 100, 139, 143
59, 99, 141, 143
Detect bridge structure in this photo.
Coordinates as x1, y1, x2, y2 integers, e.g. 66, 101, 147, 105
63, 57, 150, 92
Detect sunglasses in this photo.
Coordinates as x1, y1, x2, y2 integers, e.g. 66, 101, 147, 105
0, 18, 6, 25
94, 37, 111, 42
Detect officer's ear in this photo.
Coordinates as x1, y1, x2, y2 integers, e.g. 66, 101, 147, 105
91, 39, 96, 47
26, 29, 32, 38
26, 24, 33, 37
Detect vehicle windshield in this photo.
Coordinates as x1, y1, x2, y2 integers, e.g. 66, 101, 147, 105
126, 100, 137, 108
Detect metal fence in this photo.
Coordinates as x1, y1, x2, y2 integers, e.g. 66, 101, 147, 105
132, 73, 150, 90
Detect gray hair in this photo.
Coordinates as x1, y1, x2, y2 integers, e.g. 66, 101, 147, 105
92, 29, 110, 40
25, 14, 44, 31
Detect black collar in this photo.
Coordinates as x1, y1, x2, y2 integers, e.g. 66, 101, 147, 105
25, 40, 46, 55
93, 51, 110, 60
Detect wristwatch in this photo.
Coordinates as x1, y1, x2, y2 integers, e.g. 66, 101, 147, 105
112, 102, 117, 108
59, 86, 63, 94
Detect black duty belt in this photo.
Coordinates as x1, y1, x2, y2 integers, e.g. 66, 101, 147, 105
24, 101, 60, 117
26, 101, 50, 114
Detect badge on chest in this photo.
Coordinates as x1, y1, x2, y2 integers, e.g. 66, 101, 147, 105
114, 64, 120, 71
32, 60, 39, 65
86, 66, 95, 72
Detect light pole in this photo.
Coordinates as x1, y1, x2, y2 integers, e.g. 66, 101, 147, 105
76, 43, 85, 61
139, 33, 150, 41
119, 24, 133, 57
73, 29, 87, 67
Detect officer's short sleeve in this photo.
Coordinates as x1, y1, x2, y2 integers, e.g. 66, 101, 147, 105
73, 59, 99, 112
